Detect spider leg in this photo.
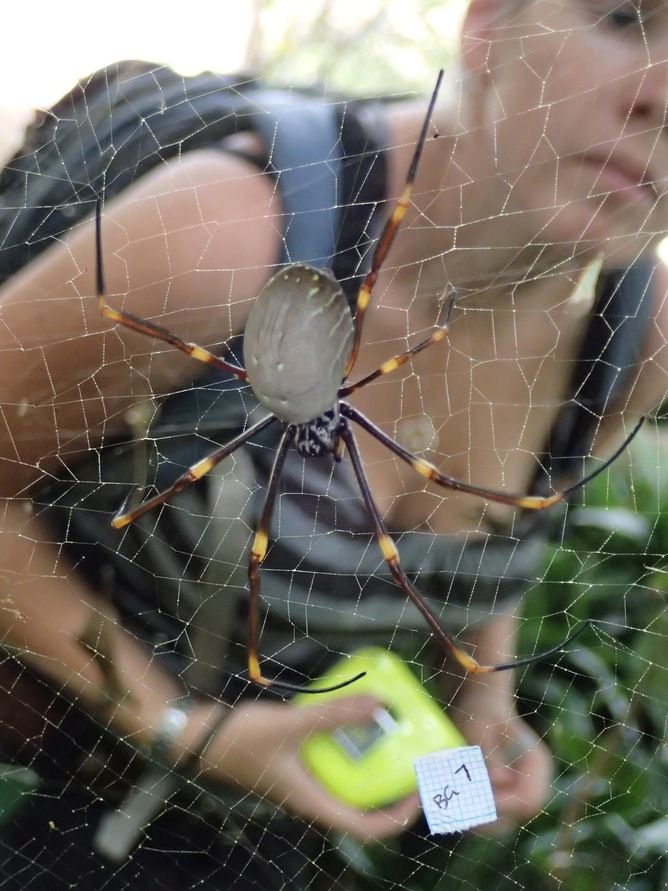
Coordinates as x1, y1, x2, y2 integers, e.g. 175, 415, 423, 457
551, 417, 645, 500
339, 291, 456, 398
341, 403, 644, 511
340, 420, 590, 673
94, 199, 247, 381
343, 70, 444, 379
247, 426, 366, 695
111, 414, 277, 528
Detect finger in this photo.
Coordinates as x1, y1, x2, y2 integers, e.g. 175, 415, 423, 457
493, 747, 554, 820
286, 695, 382, 742
482, 721, 544, 787
485, 751, 517, 790
474, 816, 515, 838
344, 792, 422, 843
227, 699, 422, 841
284, 760, 421, 844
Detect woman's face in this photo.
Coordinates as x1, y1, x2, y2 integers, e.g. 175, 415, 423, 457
463, 0, 668, 262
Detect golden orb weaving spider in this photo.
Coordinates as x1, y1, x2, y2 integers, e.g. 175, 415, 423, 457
96, 70, 642, 694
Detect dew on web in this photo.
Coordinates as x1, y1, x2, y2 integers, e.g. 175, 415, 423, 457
0, 2, 667, 889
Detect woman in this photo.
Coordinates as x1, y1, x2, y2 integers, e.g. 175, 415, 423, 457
0, 0, 667, 886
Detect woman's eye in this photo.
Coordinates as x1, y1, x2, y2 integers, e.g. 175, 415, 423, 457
599, 4, 642, 29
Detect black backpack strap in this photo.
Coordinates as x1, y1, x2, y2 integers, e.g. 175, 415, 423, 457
251, 92, 342, 269
536, 260, 655, 491
250, 90, 387, 285
331, 102, 388, 306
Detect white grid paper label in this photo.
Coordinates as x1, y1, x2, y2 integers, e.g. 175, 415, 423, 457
413, 746, 497, 834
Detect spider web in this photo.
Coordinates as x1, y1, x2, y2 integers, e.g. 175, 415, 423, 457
0, 2, 667, 889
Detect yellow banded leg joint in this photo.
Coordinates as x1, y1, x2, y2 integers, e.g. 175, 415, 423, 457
251, 529, 268, 562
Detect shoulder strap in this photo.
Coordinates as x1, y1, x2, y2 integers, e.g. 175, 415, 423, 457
251, 91, 342, 268
537, 260, 654, 490
250, 90, 387, 287
0, 62, 387, 291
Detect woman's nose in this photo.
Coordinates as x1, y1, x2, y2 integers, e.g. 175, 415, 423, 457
622, 53, 668, 129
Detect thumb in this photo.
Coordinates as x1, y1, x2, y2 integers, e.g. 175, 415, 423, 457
287, 694, 382, 742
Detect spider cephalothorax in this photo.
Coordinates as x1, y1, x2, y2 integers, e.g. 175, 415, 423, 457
293, 406, 342, 458
97, 70, 642, 693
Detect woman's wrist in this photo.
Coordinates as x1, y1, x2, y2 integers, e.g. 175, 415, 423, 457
146, 697, 193, 766
465, 613, 519, 698
437, 615, 519, 703
153, 697, 231, 772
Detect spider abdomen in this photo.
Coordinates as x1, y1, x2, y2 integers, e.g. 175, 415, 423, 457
244, 264, 353, 424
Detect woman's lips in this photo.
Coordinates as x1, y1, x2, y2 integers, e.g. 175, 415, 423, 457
581, 153, 657, 207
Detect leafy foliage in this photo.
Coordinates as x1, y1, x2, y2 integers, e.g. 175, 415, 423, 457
511, 425, 668, 891
342, 425, 668, 890
246, 0, 459, 94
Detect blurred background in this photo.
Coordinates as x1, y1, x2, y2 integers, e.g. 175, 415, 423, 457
0, 0, 463, 162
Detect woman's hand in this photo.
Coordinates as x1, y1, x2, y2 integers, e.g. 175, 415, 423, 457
201, 694, 421, 843
452, 676, 553, 831
444, 612, 554, 830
